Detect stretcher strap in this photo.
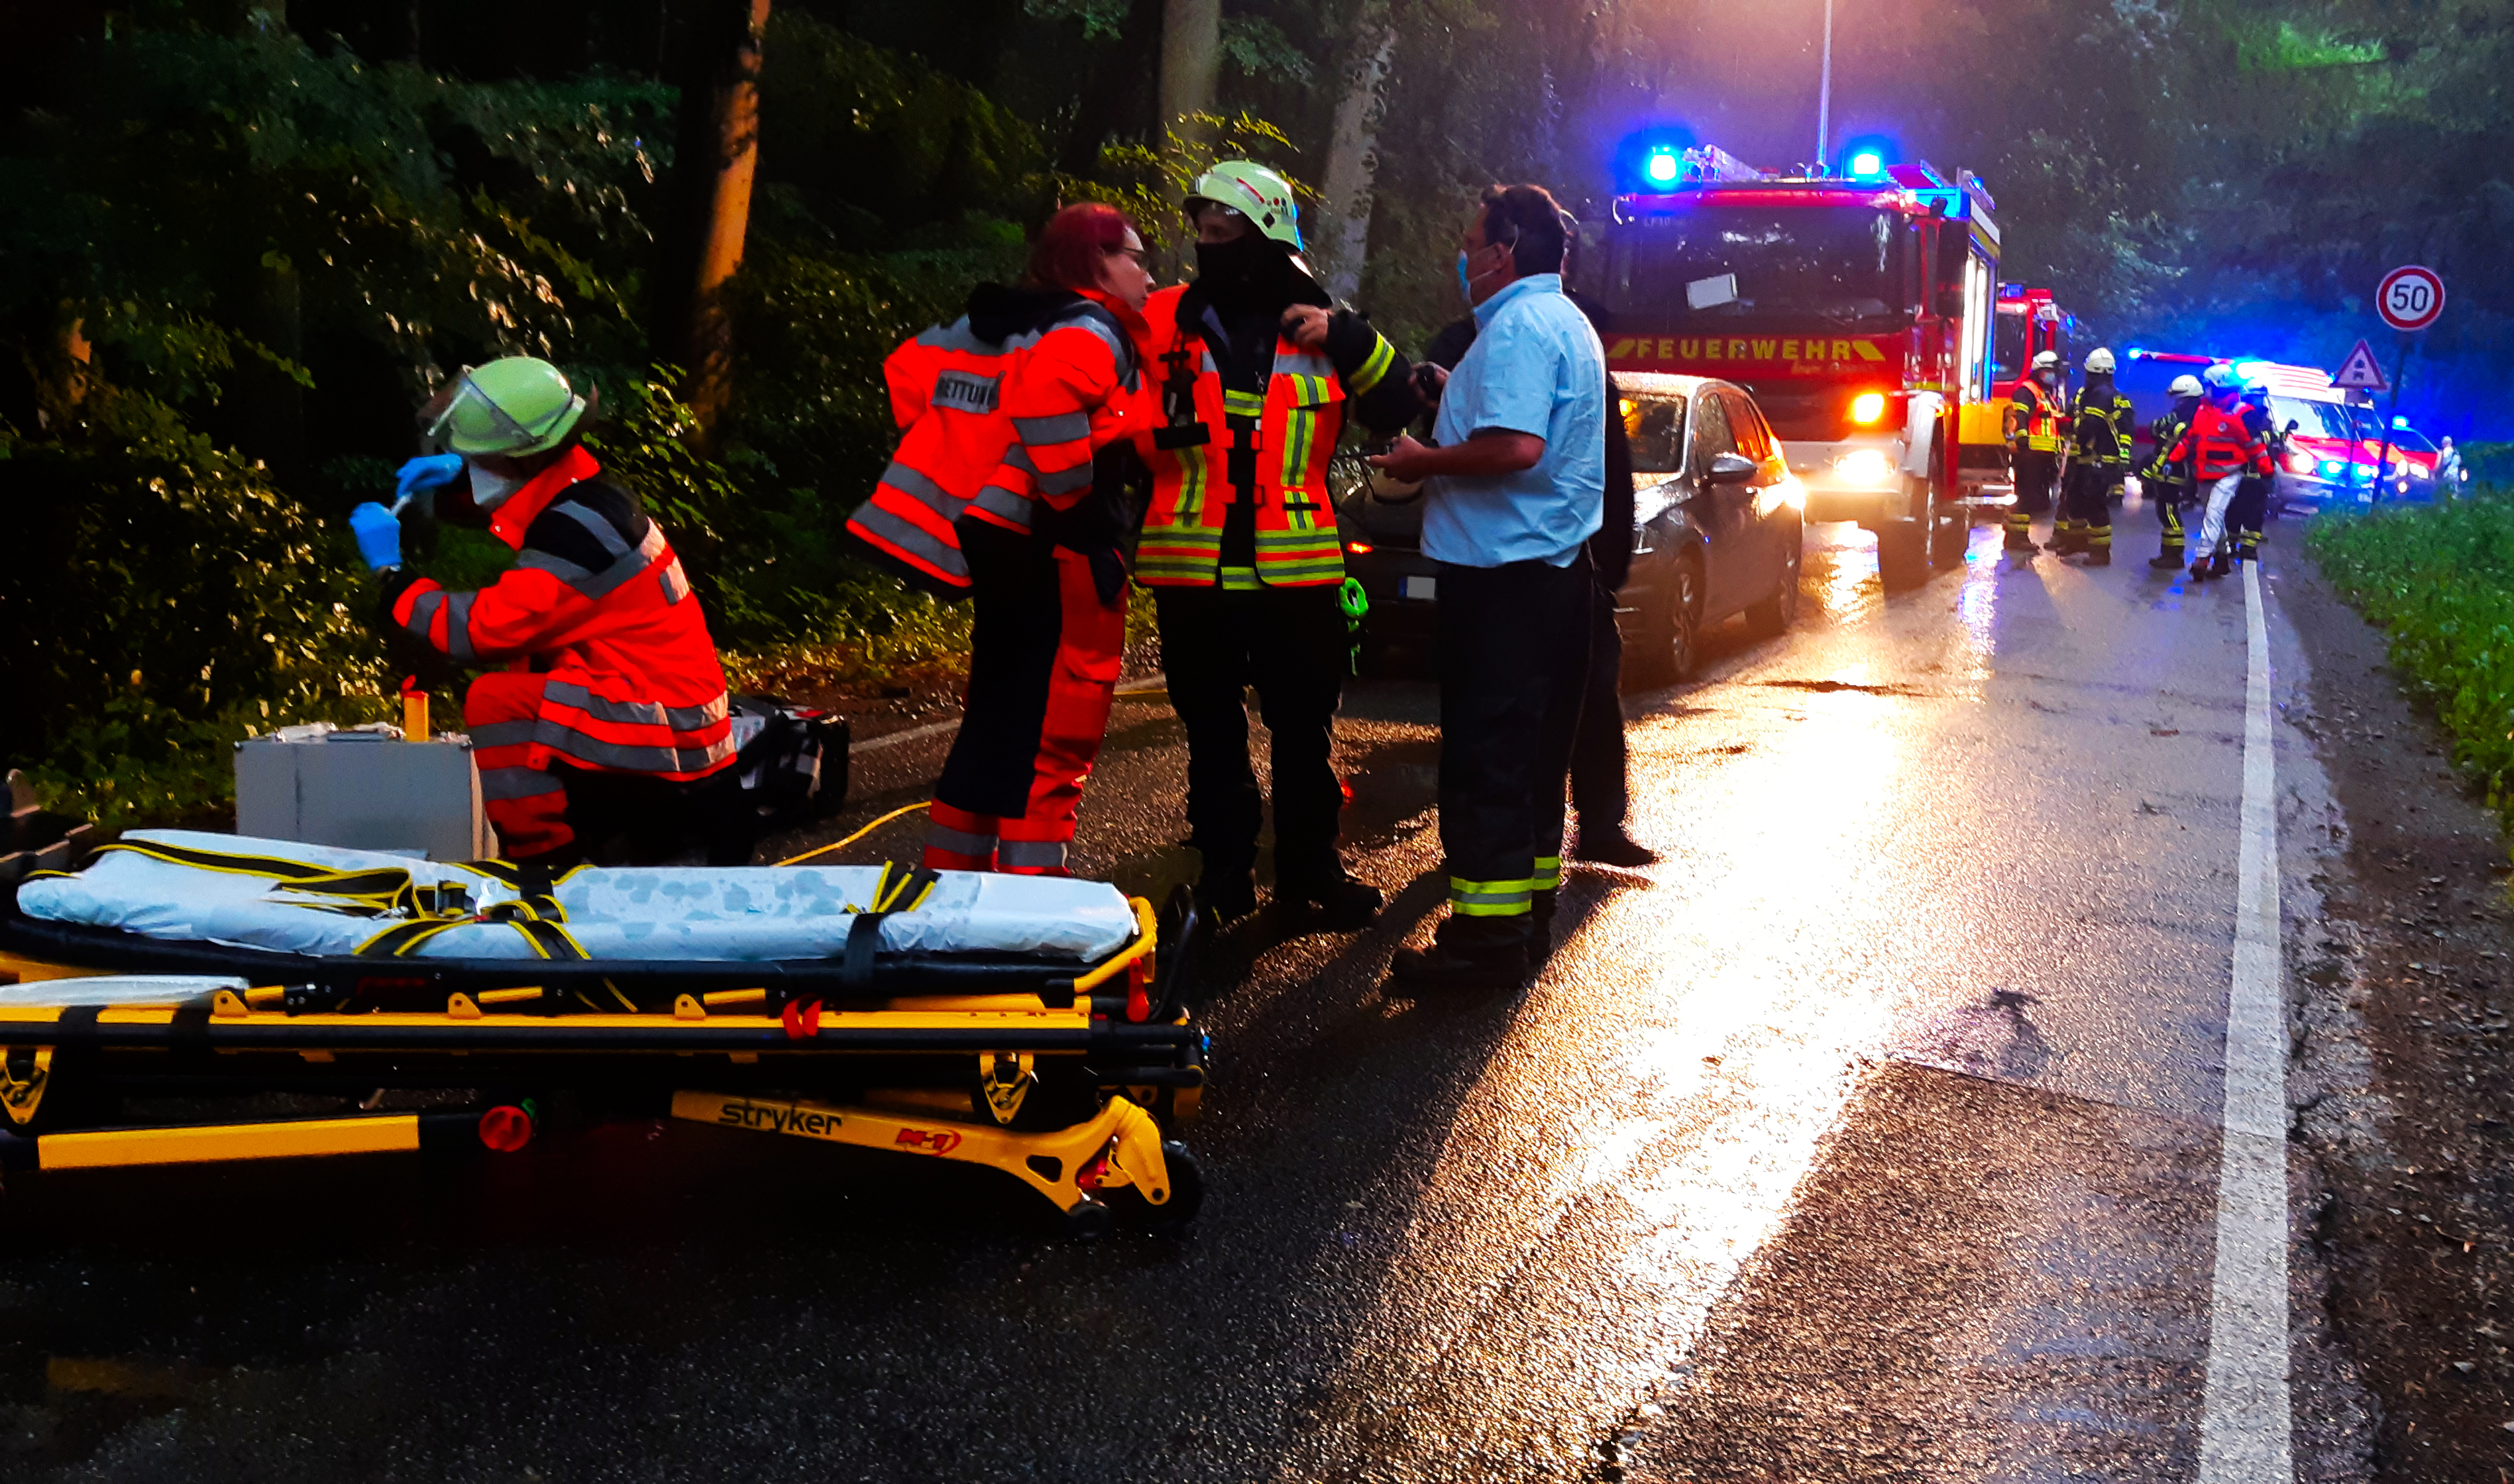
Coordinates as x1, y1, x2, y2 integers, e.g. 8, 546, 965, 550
355, 893, 587, 961
273, 867, 475, 918
834, 861, 939, 995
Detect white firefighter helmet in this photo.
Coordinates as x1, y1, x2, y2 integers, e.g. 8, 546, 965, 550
2203, 362, 2239, 391
2030, 350, 2060, 372
2168, 374, 2204, 398
2083, 347, 2116, 374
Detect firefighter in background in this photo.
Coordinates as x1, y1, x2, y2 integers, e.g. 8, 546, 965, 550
904, 203, 1155, 876
348, 357, 734, 865
2004, 350, 2065, 552
2222, 374, 2279, 568
2168, 364, 2272, 581
2140, 374, 2204, 569
2051, 347, 2136, 564
1134, 160, 1428, 926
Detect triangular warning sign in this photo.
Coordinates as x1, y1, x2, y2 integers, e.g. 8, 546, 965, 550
2332, 339, 2389, 392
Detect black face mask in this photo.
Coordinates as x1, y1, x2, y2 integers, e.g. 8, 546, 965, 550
1194, 233, 1293, 311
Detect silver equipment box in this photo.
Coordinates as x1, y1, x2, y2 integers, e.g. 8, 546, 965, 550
234, 725, 493, 861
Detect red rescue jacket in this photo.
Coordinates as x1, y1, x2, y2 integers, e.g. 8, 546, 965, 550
849, 288, 1142, 590
2168, 399, 2271, 481
388, 446, 734, 780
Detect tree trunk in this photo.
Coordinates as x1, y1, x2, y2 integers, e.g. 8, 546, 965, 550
683, 0, 771, 455
1317, 17, 1395, 304
1158, 0, 1220, 152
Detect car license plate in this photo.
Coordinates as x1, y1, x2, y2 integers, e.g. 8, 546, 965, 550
1401, 575, 1437, 601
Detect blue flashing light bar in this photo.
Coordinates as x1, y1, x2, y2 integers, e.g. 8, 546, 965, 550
1643, 148, 1680, 185
2393, 415, 2409, 429
1998, 282, 2026, 299
1849, 150, 1883, 177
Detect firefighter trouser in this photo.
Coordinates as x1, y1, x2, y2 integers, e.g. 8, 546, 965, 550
926, 523, 1125, 876
2194, 471, 2244, 559
466, 671, 576, 860
2154, 478, 2189, 558
2008, 451, 2058, 543
2228, 476, 2269, 560
2061, 464, 2115, 553
1154, 582, 1352, 890
1433, 554, 1591, 950
1568, 575, 1629, 836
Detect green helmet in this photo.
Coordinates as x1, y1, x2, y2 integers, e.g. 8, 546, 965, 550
429, 356, 588, 457
1185, 160, 1304, 251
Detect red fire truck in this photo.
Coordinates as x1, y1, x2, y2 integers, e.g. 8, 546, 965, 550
1576, 144, 2005, 586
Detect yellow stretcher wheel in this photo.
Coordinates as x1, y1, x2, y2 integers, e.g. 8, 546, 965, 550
1099, 1139, 1206, 1235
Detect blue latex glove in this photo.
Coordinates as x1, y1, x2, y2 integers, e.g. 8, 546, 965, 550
394, 454, 466, 505
349, 502, 404, 572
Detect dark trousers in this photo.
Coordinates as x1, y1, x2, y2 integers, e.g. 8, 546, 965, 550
2061, 463, 2115, 548
1568, 578, 1627, 835
2006, 451, 2058, 543
1433, 555, 1592, 943
1154, 584, 1350, 888
2228, 476, 2269, 557
2154, 478, 2190, 555
928, 521, 1125, 874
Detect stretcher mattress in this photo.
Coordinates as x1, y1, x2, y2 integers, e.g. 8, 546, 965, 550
15, 831, 1136, 963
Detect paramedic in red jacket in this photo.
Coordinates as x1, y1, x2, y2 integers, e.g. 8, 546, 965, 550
2167, 364, 2272, 581
346, 357, 734, 865
920, 203, 1156, 875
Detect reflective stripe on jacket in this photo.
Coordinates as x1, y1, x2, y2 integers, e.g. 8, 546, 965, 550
2010, 379, 2063, 452
967, 295, 1142, 535
2167, 399, 2270, 482
390, 446, 734, 780
2143, 405, 2196, 482
2066, 387, 2138, 466
1133, 285, 1366, 589
849, 297, 1140, 587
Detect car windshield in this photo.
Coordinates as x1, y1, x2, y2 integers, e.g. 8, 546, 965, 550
2387, 426, 2436, 452
2269, 396, 2374, 443
1624, 396, 1686, 472
1588, 205, 1907, 329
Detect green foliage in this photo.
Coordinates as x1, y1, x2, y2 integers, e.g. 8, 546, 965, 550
2307, 496, 2514, 837
0, 386, 388, 823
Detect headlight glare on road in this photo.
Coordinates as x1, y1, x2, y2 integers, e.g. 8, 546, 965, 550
1836, 449, 1894, 484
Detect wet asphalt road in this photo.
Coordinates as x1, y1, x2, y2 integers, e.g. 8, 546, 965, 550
0, 504, 2363, 1481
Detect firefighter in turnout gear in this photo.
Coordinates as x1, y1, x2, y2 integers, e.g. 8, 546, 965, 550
2141, 374, 2204, 568
1134, 160, 1429, 926
347, 357, 734, 865
2052, 348, 2135, 564
2224, 378, 2278, 570
2005, 350, 2065, 551
916, 203, 1154, 877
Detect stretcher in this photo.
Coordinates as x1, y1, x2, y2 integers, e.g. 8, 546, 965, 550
0, 831, 1207, 1235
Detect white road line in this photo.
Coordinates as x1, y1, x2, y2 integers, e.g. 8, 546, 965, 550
847, 674, 1168, 756
2197, 561, 2293, 1481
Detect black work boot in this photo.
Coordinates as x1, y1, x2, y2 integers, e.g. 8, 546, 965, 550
2003, 523, 2036, 553
1572, 829, 1659, 868
2149, 549, 2184, 569
1277, 866, 1383, 931
1387, 916, 1530, 992
1195, 863, 1257, 924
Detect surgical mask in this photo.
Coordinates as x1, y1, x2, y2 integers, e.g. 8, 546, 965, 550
466, 460, 527, 512
1456, 250, 1475, 305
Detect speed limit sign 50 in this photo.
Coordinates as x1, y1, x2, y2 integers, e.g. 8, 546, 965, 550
2378, 265, 2446, 332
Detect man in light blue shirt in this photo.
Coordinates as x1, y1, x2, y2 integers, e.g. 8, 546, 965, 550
1366, 184, 1607, 990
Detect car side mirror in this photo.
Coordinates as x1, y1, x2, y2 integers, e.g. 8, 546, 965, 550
1706, 452, 1757, 485
2285, 419, 2300, 435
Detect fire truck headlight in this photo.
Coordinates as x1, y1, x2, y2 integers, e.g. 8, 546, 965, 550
1836, 449, 1894, 484
1849, 392, 1887, 425
2286, 450, 2316, 474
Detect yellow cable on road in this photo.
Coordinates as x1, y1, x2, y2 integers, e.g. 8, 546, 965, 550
776, 802, 930, 867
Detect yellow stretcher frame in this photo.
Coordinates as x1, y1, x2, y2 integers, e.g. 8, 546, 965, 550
0, 896, 1206, 1234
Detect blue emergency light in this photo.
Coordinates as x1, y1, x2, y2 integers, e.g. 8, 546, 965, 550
1644, 149, 1680, 185
1849, 150, 1883, 177
2393, 415, 2409, 429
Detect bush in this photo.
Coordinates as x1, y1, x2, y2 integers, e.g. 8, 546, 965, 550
1, 386, 388, 827
2307, 492, 2514, 834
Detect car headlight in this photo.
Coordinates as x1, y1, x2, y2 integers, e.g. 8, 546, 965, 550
1836, 449, 1894, 484
2286, 450, 2315, 474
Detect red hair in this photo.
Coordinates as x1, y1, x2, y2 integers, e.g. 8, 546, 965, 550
1028, 203, 1139, 293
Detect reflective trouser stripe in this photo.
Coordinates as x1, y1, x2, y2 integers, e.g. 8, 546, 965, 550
995, 837, 1069, 874
1449, 875, 1534, 917
1531, 855, 1562, 892
922, 800, 997, 872
2089, 525, 2112, 547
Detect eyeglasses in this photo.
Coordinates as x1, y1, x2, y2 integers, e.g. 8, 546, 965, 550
1110, 245, 1150, 267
